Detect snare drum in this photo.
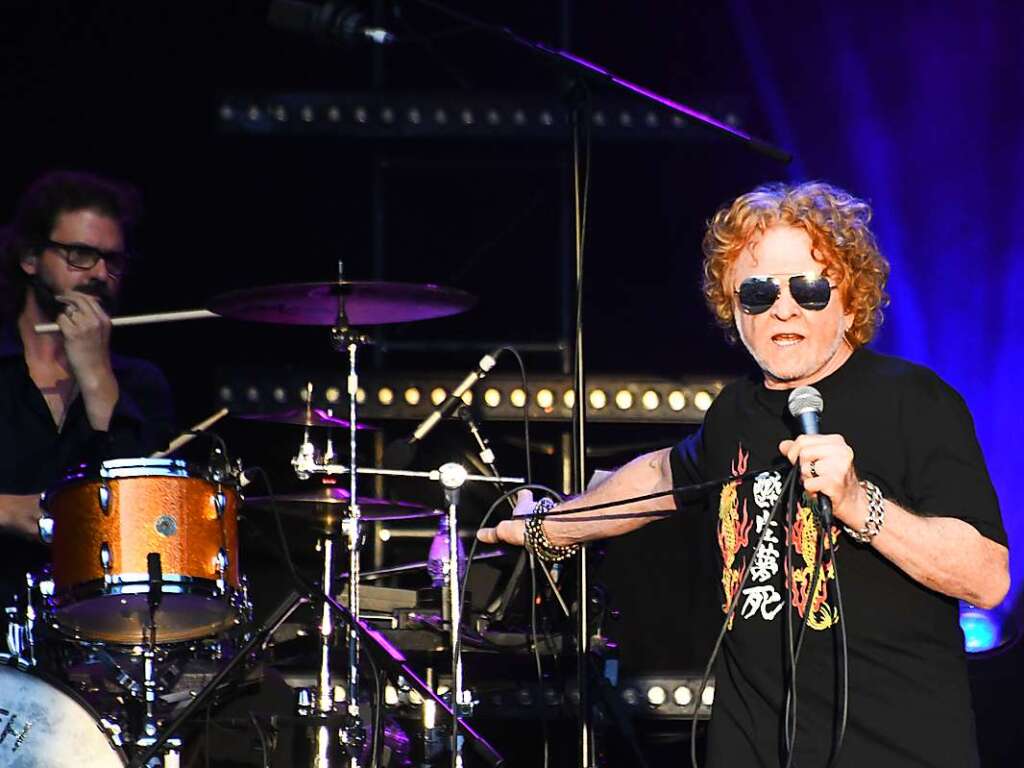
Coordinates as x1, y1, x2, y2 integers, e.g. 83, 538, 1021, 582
42, 458, 246, 644
0, 657, 126, 767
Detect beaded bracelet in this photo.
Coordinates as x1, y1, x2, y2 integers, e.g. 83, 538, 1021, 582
524, 497, 580, 562
843, 479, 886, 543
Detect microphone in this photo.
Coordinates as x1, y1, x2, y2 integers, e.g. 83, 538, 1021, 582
787, 386, 832, 526
384, 349, 502, 469
268, 0, 397, 46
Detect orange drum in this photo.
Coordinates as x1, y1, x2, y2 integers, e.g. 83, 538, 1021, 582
41, 458, 246, 644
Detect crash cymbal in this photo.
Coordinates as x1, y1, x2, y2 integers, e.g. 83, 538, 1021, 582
234, 407, 376, 430
208, 281, 477, 326
243, 486, 440, 523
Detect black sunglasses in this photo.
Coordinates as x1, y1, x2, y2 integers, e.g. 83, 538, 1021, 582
44, 239, 131, 277
735, 273, 834, 315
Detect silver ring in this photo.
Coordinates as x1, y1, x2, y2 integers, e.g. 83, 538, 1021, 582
809, 459, 819, 478
64, 305, 77, 317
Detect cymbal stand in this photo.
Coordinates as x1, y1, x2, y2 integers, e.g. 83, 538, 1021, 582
317, 267, 374, 768
292, 458, 523, 766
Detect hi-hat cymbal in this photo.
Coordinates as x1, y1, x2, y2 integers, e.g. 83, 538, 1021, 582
208, 281, 476, 326
234, 407, 376, 430
243, 487, 440, 524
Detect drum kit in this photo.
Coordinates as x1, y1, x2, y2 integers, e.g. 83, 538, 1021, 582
6, 275, 526, 767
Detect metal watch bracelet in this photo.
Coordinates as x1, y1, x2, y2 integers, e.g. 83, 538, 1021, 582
843, 479, 886, 543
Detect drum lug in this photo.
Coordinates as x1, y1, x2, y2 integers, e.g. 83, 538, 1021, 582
100, 542, 113, 586
98, 482, 111, 514
214, 548, 229, 592
213, 491, 227, 518
37, 514, 54, 544
100, 717, 124, 747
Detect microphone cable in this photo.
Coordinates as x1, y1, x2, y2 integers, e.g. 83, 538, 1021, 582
688, 466, 801, 768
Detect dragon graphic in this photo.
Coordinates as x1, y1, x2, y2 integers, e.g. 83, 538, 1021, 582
786, 500, 840, 631
717, 447, 752, 626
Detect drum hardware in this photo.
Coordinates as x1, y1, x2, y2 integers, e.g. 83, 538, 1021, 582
203, 276, 496, 766
294, 458, 522, 767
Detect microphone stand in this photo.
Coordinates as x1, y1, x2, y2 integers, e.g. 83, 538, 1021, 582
397, 6, 790, 765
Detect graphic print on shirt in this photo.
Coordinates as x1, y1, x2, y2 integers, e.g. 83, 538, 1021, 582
787, 498, 840, 630
719, 444, 839, 631
717, 447, 751, 628
739, 469, 785, 622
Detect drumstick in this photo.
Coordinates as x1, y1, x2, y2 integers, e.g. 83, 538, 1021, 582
151, 408, 230, 458
34, 308, 218, 334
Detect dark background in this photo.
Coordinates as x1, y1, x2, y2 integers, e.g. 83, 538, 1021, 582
2, 2, 1021, 765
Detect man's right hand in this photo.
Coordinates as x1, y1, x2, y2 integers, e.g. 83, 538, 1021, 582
476, 489, 534, 546
0, 494, 44, 540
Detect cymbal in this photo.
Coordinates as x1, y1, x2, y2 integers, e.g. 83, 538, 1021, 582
208, 281, 477, 326
234, 407, 376, 430
243, 487, 440, 523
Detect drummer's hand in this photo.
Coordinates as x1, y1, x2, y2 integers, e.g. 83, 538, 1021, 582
55, 291, 114, 388
0, 494, 44, 540
476, 489, 533, 547
55, 291, 119, 429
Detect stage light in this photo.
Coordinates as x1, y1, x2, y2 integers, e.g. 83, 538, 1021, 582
614, 390, 634, 410
536, 388, 555, 409
273, 387, 287, 403
646, 686, 666, 706
356, 388, 366, 404
484, 388, 501, 407
701, 685, 715, 706
218, 386, 233, 402
384, 685, 399, 706
621, 688, 639, 706
961, 608, 1003, 653
563, 389, 576, 409
460, 390, 473, 405
694, 390, 713, 411
377, 387, 394, 405
430, 388, 447, 406
408, 689, 423, 705
589, 389, 608, 410
378, 529, 392, 542
404, 387, 421, 405
510, 388, 527, 408
325, 386, 341, 403
673, 685, 692, 706
641, 390, 660, 410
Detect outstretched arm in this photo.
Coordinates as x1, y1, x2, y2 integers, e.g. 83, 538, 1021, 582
477, 447, 676, 548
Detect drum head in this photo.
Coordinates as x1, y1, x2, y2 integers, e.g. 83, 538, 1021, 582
54, 587, 239, 644
0, 661, 125, 767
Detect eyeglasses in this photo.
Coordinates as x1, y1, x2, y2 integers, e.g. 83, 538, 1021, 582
44, 239, 130, 277
734, 273, 834, 315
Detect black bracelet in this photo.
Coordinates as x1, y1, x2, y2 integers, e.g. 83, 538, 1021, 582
524, 497, 580, 562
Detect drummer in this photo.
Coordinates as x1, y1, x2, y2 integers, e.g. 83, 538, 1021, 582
0, 170, 175, 605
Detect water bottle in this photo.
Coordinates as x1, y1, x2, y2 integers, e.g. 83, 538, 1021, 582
427, 515, 466, 588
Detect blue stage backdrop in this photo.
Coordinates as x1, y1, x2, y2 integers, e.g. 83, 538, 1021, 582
729, 1, 1024, 627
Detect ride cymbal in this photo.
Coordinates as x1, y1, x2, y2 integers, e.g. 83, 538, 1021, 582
208, 281, 476, 326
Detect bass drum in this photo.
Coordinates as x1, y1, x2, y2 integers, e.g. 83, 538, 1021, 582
0, 658, 125, 767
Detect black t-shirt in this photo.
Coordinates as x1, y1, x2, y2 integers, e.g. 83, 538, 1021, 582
0, 327, 175, 606
671, 347, 1004, 768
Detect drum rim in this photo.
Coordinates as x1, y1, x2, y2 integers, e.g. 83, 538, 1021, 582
48, 457, 237, 493
0, 653, 128, 765
50, 574, 244, 605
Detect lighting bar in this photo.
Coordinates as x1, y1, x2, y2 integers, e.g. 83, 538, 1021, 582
217, 370, 731, 424
216, 91, 747, 143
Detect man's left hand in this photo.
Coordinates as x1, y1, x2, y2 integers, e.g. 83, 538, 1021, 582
779, 434, 866, 527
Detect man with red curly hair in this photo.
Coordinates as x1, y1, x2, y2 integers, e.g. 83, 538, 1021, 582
480, 181, 1007, 767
